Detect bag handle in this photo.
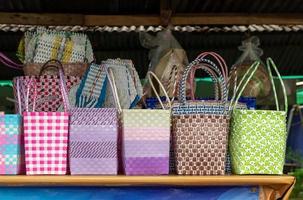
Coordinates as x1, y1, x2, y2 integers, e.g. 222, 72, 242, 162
146, 71, 172, 110
15, 79, 23, 115
39, 59, 63, 76
266, 58, 288, 112
193, 52, 228, 82
179, 58, 227, 105
106, 67, 122, 113
0, 52, 23, 70
25, 77, 37, 112
189, 63, 221, 101
229, 61, 260, 110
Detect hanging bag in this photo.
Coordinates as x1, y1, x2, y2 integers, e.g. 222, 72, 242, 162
229, 58, 287, 174
23, 64, 70, 175
119, 71, 171, 175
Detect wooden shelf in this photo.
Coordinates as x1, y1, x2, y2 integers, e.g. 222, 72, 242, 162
0, 175, 295, 186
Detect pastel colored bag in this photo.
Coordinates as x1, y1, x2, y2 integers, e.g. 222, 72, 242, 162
22, 65, 70, 175
0, 112, 22, 174
69, 69, 120, 174
103, 59, 143, 109
172, 57, 230, 175
119, 71, 171, 175
75, 63, 108, 108
229, 58, 287, 175
13, 62, 80, 112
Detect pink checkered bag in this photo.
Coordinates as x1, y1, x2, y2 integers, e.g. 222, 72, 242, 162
22, 64, 70, 175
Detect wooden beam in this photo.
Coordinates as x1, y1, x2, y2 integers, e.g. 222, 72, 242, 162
84, 15, 160, 26
0, 12, 83, 26
172, 14, 303, 25
0, 12, 303, 26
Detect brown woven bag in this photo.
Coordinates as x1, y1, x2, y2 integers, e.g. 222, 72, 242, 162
172, 57, 230, 175
23, 59, 88, 77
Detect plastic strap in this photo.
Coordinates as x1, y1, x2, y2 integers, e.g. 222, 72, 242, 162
107, 67, 122, 113
229, 61, 260, 110
179, 58, 227, 105
0, 52, 23, 70
16, 79, 22, 115
147, 71, 172, 109
25, 77, 37, 112
39, 59, 62, 76
266, 58, 288, 112
189, 63, 221, 101
195, 52, 228, 81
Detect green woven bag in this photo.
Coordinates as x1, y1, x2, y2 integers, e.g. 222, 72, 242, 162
229, 58, 287, 174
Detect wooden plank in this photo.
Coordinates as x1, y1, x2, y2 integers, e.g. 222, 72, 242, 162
0, 175, 295, 186
172, 14, 303, 25
0, 12, 83, 25
0, 12, 303, 26
84, 15, 160, 26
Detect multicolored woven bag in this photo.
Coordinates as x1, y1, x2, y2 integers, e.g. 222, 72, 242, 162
172, 57, 230, 175
103, 59, 143, 109
13, 62, 80, 112
119, 71, 171, 175
18, 27, 94, 64
75, 63, 108, 108
22, 65, 70, 175
229, 58, 287, 174
0, 112, 22, 175
69, 68, 120, 174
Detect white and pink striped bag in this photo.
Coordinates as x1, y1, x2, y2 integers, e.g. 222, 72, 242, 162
22, 64, 69, 175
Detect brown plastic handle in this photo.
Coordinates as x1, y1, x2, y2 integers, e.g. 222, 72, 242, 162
39, 59, 64, 76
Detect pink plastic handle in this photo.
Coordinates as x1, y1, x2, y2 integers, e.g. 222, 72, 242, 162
195, 52, 228, 80
188, 52, 228, 99
0, 52, 23, 70
189, 64, 221, 100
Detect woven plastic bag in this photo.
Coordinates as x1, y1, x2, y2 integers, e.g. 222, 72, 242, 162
229, 58, 287, 174
69, 108, 119, 175
75, 63, 108, 108
119, 71, 171, 175
103, 59, 143, 109
69, 66, 120, 175
172, 56, 230, 175
13, 62, 80, 112
0, 111, 22, 174
18, 27, 94, 64
22, 66, 70, 175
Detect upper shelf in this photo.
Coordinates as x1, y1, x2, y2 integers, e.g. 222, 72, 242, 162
1, 12, 303, 26
0, 175, 295, 186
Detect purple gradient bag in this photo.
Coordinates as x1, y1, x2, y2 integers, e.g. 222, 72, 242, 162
69, 108, 119, 175
120, 71, 171, 175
